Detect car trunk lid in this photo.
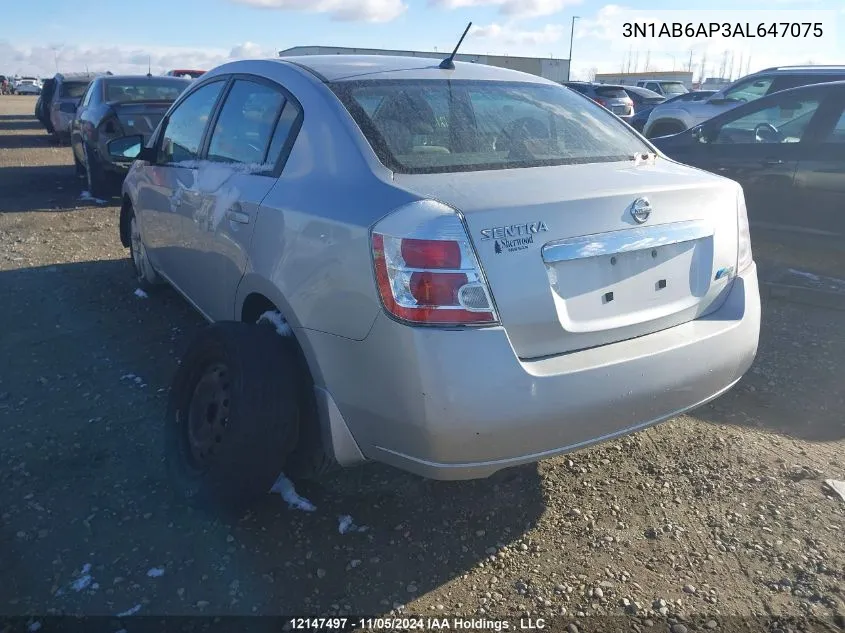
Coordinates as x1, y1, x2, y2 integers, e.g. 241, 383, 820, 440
392, 159, 739, 359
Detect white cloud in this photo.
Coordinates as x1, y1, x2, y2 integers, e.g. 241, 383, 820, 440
430, 0, 581, 18
0, 40, 278, 78
227, 0, 406, 22
471, 22, 566, 46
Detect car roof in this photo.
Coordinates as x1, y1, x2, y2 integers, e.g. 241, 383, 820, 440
755, 65, 845, 75
276, 55, 554, 84
103, 74, 191, 82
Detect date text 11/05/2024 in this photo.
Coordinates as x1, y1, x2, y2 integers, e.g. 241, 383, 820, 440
622, 22, 823, 38
287, 617, 548, 631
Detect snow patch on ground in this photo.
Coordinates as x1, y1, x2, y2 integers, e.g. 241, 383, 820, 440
270, 473, 316, 512
79, 191, 106, 204
134, 288, 148, 299
116, 604, 142, 617
258, 310, 292, 337
59, 563, 95, 594
338, 515, 369, 534
147, 567, 165, 578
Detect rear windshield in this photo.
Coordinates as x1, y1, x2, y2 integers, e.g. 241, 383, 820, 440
104, 78, 189, 103
60, 81, 89, 99
660, 82, 688, 96
594, 86, 629, 99
331, 79, 650, 174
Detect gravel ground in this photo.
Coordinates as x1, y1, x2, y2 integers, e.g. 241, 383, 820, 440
1, 96, 843, 629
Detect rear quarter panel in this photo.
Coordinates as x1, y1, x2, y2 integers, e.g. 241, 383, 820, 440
232, 61, 418, 342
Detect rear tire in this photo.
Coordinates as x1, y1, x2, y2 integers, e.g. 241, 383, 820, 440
84, 143, 109, 199
128, 210, 162, 291
165, 322, 302, 516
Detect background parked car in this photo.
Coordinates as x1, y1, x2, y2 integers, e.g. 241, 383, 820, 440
35, 78, 56, 131
14, 76, 41, 95
563, 81, 635, 123
652, 80, 845, 236
643, 65, 845, 138
165, 69, 206, 79
629, 90, 717, 132
71, 74, 191, 197
48, 72, 98, 142
622, 86, 665, 132
636, 79, 689, 98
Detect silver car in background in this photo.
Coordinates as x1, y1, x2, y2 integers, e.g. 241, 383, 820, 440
114, 56, 760, 511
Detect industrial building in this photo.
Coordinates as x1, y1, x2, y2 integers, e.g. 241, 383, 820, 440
278, 46, 571, 83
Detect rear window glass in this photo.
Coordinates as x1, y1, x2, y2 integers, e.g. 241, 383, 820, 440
660, 82, 688, 96
60, 82, 89, 99
331, 79, 650, 174
594, 86, 629, 98
104, 78, 189, 103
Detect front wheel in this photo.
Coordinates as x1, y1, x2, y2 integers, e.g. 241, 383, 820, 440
165, 322, 302, 516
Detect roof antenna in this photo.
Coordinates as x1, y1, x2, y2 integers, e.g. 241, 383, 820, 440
439, 22, 472, 70
147, 56, 152, 78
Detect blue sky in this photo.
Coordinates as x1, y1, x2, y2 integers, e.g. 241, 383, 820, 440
2, 0, 843, 80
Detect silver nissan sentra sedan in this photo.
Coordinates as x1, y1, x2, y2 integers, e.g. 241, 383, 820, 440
111, 55, 760, 511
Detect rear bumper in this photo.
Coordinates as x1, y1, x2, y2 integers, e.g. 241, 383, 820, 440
307, 263, 761, 480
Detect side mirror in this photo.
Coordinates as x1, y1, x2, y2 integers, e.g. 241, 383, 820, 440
691, 125, 711, 144
59, 102, 77, 114
107, 135, 145, 162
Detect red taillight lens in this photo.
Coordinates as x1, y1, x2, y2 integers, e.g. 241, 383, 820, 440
409, 271, 467, 305
594, 97, 607, 107
401, 238, 461, 269
372, 232, 497, 326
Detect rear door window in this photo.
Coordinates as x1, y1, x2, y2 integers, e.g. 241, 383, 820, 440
207, 79, 285, 167
769, 74, 845, 94
723, 76, 774, 104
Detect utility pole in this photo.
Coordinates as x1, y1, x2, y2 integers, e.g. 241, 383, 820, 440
644, 50, 651, 72
566, 15, 580, 81
687, 49, 694, 72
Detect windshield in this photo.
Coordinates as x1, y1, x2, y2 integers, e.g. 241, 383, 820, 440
60, 81, 90, 99
104, 78, 189, 103
661, 82, 688, 96
331, 79, 651, 174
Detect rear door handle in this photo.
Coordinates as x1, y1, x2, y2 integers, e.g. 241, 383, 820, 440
762, 158, 784, 166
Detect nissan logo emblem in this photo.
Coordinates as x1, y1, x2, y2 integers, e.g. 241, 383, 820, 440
631, 198, 652, 224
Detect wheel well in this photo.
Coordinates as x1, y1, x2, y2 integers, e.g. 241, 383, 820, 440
240, 293, 280, 326
119, 196, 133, 248
240, 293, 329, 474
648, 119, 686, 136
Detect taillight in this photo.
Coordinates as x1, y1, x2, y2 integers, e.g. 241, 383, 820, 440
737, 189, 753, 272
371, 200, 498, 326
593, 97, 607, 107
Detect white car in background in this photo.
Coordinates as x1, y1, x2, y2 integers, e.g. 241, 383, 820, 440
14, 76, 42, 95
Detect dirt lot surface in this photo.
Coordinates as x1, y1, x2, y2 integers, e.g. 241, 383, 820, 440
1, 96, 843, 630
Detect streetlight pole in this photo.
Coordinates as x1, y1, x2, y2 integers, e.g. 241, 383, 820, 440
566, 15, 580, 81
